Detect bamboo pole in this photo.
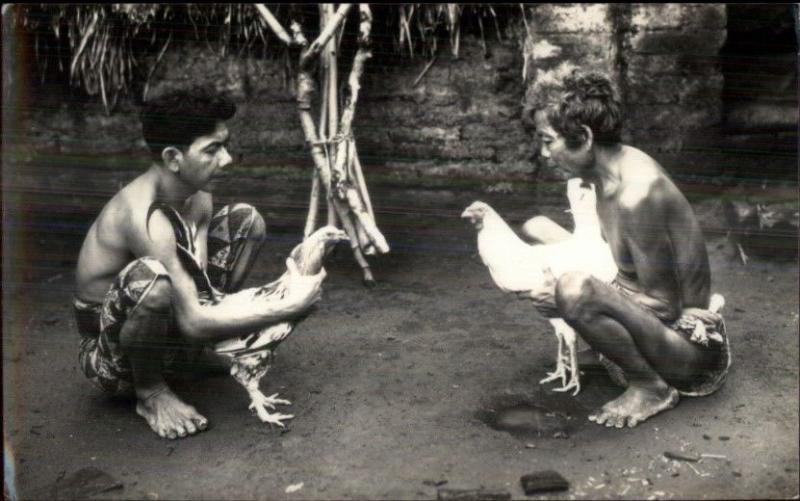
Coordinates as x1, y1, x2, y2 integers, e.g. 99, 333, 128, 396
351, 141, 374, 219
304, 171, 320, 238
254, 3, 385, 285
254, 4, 293, 45
325, 4, 340, 228
306, 5, 329, 238
299, 4, 352, 67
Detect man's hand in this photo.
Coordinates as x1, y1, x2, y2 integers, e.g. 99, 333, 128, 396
516, 266, 559, 317
282, 257, 326, 314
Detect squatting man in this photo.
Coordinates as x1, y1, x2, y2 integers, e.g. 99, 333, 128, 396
514, 70, 731, 428
74, 91, 326, 439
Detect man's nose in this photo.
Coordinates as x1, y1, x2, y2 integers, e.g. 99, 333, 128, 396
219, 147, 233, 168
540, 145, 551, 159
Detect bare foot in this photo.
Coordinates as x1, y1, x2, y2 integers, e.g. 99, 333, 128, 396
588, 383, 679, 428
135, 386, 208, 439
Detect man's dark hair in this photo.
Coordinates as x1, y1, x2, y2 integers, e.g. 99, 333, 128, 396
140, 89, 236, 160
526, 70, 622, 149
546, 71, 622, 148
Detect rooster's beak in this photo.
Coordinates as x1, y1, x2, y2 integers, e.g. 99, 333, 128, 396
461, 208, 479, 226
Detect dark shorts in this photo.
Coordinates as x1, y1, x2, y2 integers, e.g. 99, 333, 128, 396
75, 203, 264, 395
599, 279, 732, 397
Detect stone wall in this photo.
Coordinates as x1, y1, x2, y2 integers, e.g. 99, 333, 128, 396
13, 5, 762, 182
522, 3, 729, 178
15, 36, 533, 179
624, 4, 726, 156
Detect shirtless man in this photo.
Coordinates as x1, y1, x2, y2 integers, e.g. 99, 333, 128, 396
73, 90, 325, 439
519, 71, 730, 428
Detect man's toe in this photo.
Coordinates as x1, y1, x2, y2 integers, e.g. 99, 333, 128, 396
193, 416, 208, 430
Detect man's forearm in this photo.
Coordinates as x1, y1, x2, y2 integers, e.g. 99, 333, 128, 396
177, 293, 302, 344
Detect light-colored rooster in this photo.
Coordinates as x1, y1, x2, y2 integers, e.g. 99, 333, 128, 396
213, 226, 348, 427
462, 178, 617, 395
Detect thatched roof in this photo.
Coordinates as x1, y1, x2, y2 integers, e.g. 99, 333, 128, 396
12, 4, 517, 114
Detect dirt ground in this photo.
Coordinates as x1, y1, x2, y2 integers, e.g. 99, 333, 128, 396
3, 166, 799, 500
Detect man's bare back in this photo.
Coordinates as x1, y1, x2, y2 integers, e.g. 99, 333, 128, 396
596, 146, 711, 318
75, 171, 211, 304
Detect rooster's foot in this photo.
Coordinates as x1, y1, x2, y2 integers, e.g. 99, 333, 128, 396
540, 368, 567, 386
550, 349, 581, 395
248, 391, 294, 426
253, 408, 295, 427
551, 374, 581, 396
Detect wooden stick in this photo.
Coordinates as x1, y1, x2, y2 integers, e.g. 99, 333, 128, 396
338, 4, 372, 137
318, 5, 329, 138
338, 209, 375, 284
344, 185, 390, 253
254, 4, 293, 45
324, 4, 340, 228
71, 10, 99, 79
300, 4, 352, 67
143, 31, 172, 101
412, 55, 437, 87
257, 5, 384, 283
351, 141, 374, 219
304, 170, 320, 238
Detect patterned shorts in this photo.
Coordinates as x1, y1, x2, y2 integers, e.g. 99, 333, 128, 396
75, 203, 264, 395
599, 279, 732, 397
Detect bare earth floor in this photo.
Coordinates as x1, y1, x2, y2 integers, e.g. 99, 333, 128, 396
4, 172, 799, 500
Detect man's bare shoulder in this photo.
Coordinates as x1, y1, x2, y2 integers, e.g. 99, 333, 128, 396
617, 147, 678, 214
95, 175, 156, 236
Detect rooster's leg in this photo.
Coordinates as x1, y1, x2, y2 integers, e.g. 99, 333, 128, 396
540, 321, 568, 385
552, 324, 581, 396
231, 353, 294, 426
248, 389, 295, 427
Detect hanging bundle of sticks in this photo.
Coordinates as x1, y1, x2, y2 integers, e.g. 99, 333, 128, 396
255, 3, 388, 286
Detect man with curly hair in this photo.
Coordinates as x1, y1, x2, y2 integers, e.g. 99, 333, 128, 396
519, 71, 730, 428
73, 90, 325, 439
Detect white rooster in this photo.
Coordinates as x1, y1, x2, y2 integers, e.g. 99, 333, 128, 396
462, 178, 617, 395
212, 226, 348, 427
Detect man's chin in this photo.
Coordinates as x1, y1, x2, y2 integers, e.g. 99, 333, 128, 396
204, 177, 227, 191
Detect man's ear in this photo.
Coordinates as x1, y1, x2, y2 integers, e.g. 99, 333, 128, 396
161, 146, 183, 174
580, 125, 594, 149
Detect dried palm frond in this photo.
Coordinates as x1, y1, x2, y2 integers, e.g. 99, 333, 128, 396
15, 4, 514, 113
393, 3, 506, 59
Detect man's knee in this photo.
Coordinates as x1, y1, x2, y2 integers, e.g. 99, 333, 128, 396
555, 271, 596, 322
224, 203, 267, 242
138, 277, 173, 313
249, 208, 267, 243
